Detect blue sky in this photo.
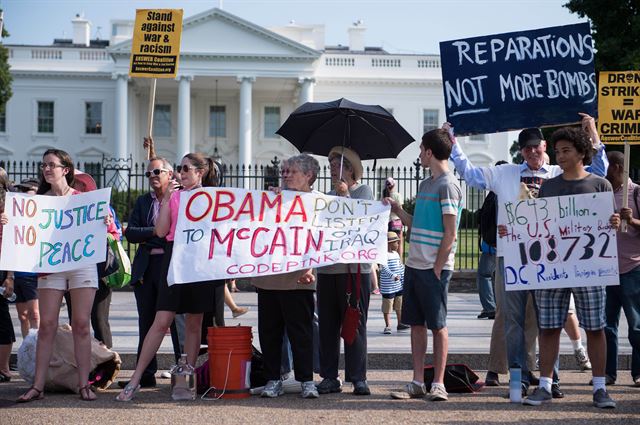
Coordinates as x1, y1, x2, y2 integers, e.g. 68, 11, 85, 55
1, 0, 585, 54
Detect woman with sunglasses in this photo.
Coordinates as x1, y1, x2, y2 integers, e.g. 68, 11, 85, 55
117, 152, 222, 402
14, 149, 113, 402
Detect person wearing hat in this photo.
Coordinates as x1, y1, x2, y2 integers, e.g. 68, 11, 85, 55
378, 231, 408, 334
448, 113, 608, 398
383, 177, 404, 259
315, 146, 374, 396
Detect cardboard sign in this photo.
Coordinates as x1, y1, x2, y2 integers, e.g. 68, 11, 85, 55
500, 192, 619, 291
167, 188, 389, 284
439, 22, 596, 136
0, 189, 111, 273
598, 71, 640, 144
129, 9, 183, 78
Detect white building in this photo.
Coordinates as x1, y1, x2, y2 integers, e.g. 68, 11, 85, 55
1, 8, 512, 169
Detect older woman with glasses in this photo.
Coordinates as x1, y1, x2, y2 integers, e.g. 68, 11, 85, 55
315, 146, 374, 396
117, 152, 223, 402
252, 153, 320, 399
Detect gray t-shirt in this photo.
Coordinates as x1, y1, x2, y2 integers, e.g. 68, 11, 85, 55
538, 173, 612, 198
318, 182, 374, 275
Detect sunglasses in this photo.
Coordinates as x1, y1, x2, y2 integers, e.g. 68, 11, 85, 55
177, 164, 200, 173
145, 168, 169, 178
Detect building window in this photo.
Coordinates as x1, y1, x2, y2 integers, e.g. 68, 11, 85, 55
209, 106, 226, 138
0, 108, 5, 133
423, 109, 438, 134
154, 104, 171, 137
264, 106, 281, 138
85, 102, 102, 134
38, 101, 54, 133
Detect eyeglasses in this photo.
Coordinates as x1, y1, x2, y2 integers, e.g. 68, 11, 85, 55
177, 165, 199, 173
145, 168, 169, 178
40, 162, 66, 170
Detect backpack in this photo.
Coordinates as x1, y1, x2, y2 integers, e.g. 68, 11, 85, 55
478, 191, 498, 247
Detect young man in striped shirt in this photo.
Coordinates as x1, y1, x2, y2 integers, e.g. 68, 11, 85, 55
386, 128, 463, 402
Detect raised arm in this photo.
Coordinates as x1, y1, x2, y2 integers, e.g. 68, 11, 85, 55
444, 123, 494, 191
579, 113, 608, 177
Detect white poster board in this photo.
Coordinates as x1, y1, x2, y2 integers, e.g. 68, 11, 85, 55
168, 187, 390, 284
500, 192, 619, 291
0, 189, 111, 273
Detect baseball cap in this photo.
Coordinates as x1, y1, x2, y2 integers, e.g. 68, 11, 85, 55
518, 128, 544, 149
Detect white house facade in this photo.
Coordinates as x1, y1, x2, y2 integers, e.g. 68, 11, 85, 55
1, 8, 513, 170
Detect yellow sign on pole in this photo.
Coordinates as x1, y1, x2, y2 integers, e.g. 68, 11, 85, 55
598, 71, 640, 144
129, 9, 183, 78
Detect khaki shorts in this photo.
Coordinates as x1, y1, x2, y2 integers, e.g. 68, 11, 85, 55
38, 267, 99, 291
382, 294, 403, 314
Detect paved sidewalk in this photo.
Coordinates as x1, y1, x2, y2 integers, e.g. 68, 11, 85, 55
1, 371, 638, 425
8, 290, 632, 371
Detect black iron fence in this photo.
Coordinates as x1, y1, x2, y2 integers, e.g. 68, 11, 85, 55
5, 156, 636, 271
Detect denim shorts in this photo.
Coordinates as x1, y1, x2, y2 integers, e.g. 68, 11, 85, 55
534, 286, 606, 331
401, 267, 451, 330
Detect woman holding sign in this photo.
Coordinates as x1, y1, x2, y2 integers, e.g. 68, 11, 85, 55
117, 152, 222, 402
252, 153, 320, 399
15, 149, 112, 403
316, 146, 374, 396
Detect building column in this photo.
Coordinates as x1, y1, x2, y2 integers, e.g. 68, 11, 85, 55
237, 76, 255, 168
298, 77, 315, 106
113, 73, 128, 159
177, 75, 193, 161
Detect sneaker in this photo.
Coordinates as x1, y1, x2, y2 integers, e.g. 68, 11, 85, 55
159, 371, 171, 379
427, 385, 448, 401
261, 380, 284, 398
485, 371, 501, 387
523, 387, 552, 406
232, 307, 249, 318
301, 381, 319, 398
397, 324, 410, 332
634, 376, 640, 387
592, 388, 616, 408
477, 311, 495, 319
383, 327, 392, 335
316, 378, 342, 394
551, 383, 564, 399
352, 380, 371, 395
390, 382, 427, 399
574, 347, 592, 371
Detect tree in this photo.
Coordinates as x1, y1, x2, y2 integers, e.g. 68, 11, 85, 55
564, 1, 640, 167
0, 9, 12, 114
564, 0, 640, 71
509, 140, 523, 164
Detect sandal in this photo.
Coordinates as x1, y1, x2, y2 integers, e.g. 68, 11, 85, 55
79, 385, 97, 401
115, 383, 140, 402
16, 386, 44, 403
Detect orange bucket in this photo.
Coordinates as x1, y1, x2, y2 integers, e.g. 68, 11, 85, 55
206, 326, 253, 399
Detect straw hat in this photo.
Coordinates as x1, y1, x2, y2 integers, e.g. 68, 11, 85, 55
328, 146, 363, 181
387, 231, 400, 243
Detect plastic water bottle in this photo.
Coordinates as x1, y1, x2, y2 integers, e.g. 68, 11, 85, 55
170, 354, 196, 400
509, 366, 522, 403
0, 287, 16, 303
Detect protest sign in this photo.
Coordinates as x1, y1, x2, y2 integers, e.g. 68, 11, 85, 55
499, 192, 619, 291
167, 188, 389, 284
129, 9, 183, 78
598, 71, 640, 144
0, 189, 111, 273
439, 22, 596, 135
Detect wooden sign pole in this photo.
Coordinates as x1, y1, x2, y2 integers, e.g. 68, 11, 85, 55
146, 78, 157, 160
621, 139, 630, 232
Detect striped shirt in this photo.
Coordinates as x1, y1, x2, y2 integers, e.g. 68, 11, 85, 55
379, 251, 404, 294
406, 172, 462, 271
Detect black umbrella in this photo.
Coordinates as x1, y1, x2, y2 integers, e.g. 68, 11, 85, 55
276, 98, 414, 160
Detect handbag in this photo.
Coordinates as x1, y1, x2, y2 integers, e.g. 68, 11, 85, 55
104, 234, 132, 289
97, 239, 118, 279
340, 264, 361, 345
423, 363, 483, 393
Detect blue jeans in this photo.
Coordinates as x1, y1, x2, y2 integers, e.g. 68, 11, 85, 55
476, 251, 496, 313
499, 257, 559, 384
605, 266, 640, 380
